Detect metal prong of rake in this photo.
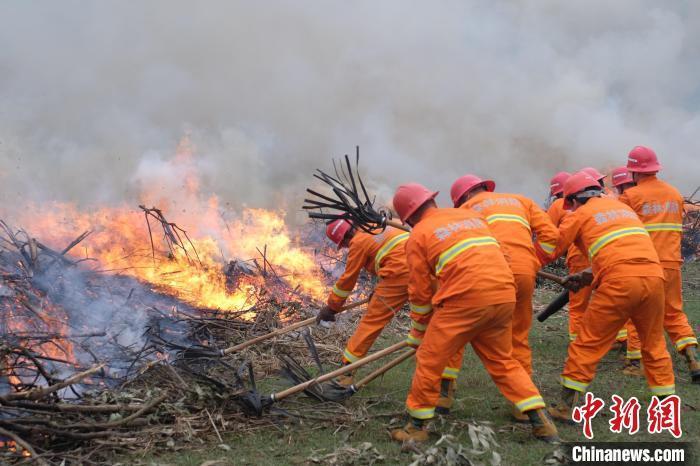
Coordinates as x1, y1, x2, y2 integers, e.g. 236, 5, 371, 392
353, 147, 375, 211
337, 149, 380, 221
302, 328, 323, 373
233, 361, 265, 416
277, 353, 329, 401
312, 381, 355, 402
304, 150, 389, 234
303, 187, 384, 230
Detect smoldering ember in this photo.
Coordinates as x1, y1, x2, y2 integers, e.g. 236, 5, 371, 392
2, 2, 700, 466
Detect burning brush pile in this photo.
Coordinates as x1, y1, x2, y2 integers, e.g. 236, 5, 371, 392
0, 217, 362, 463
0, 141, 376, 464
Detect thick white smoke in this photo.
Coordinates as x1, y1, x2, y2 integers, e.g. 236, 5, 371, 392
1, 0, 699, 215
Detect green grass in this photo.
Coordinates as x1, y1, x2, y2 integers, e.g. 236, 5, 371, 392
136, 264, 700, 465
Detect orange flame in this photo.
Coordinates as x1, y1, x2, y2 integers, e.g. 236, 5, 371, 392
9, 136, 326, 313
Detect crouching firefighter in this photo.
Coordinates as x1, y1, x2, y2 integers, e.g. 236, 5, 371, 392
389, 183, 559, 444
317, 219, 462, 410
541, 171, 676, 423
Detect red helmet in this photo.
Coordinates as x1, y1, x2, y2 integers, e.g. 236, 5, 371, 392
627, 146, 661, 173
610, 166, 634, 187
563, 171, 602, 209
450, 175, 496, 207
549, 171, 571, 196
581, 167, 605, 182
393, 183, 439, 222
326, 219, 352, 249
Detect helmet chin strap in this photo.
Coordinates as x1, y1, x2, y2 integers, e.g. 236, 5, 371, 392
574, 188, 602, 204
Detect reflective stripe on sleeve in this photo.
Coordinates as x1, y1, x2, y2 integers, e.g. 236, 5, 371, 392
588, 227, 649, 259
435, 236, 499, 275
538, 241, 555, 254
374, 233, 409, 272
332, 284, 351, 298
485, 214, 530, 230
644, 223, 683, 232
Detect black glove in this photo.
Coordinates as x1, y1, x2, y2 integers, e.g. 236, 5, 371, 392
562, 273, 582, 292
562, 269, 593, 292
580, 269, 593, 286
316, 305, 337, 324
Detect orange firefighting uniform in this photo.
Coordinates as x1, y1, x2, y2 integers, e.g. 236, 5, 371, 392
619, 175, 698, 354
547, 198, 632, 347
328, 227, 462, 378
548, 196, 675, 396
404, 208, 546, 420
459, 191, 559, 374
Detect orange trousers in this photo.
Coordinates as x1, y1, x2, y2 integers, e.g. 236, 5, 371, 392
406, 302, 545, 420
561, 276, 675, 396
569, 284, 634, 351
512, 273, 535, 375
663, 268, 698, 352
625, 268, 697, 358
342, 280, 408, 364
449, 274, 535, 375
568, 285, 592, 342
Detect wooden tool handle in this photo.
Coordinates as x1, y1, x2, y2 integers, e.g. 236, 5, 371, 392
222, 297, 370, 355
271, 341, 407, 401
353, 349, 415, 390
386, 220, 411, 232
536, 270, 566, 286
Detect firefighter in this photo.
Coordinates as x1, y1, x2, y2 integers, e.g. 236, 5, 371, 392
610, 166, 635, 195
581, 168, 630, 345
584, 166, 642, 362
549, 172, 572, 207
618, 146, 700, 383
608, 165, 645, 375
317, 220, 463, 408
316, 219, 408, 384
543, 172, 675, 422
551, 172, 607, 352
549, 170, 633, 362
581, 167, 609, 193
547, 172, 593, 343
450, 174, 559, 422
389, 183, 558, 443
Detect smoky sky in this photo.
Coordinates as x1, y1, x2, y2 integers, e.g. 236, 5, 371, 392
1, 1, 699, 216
